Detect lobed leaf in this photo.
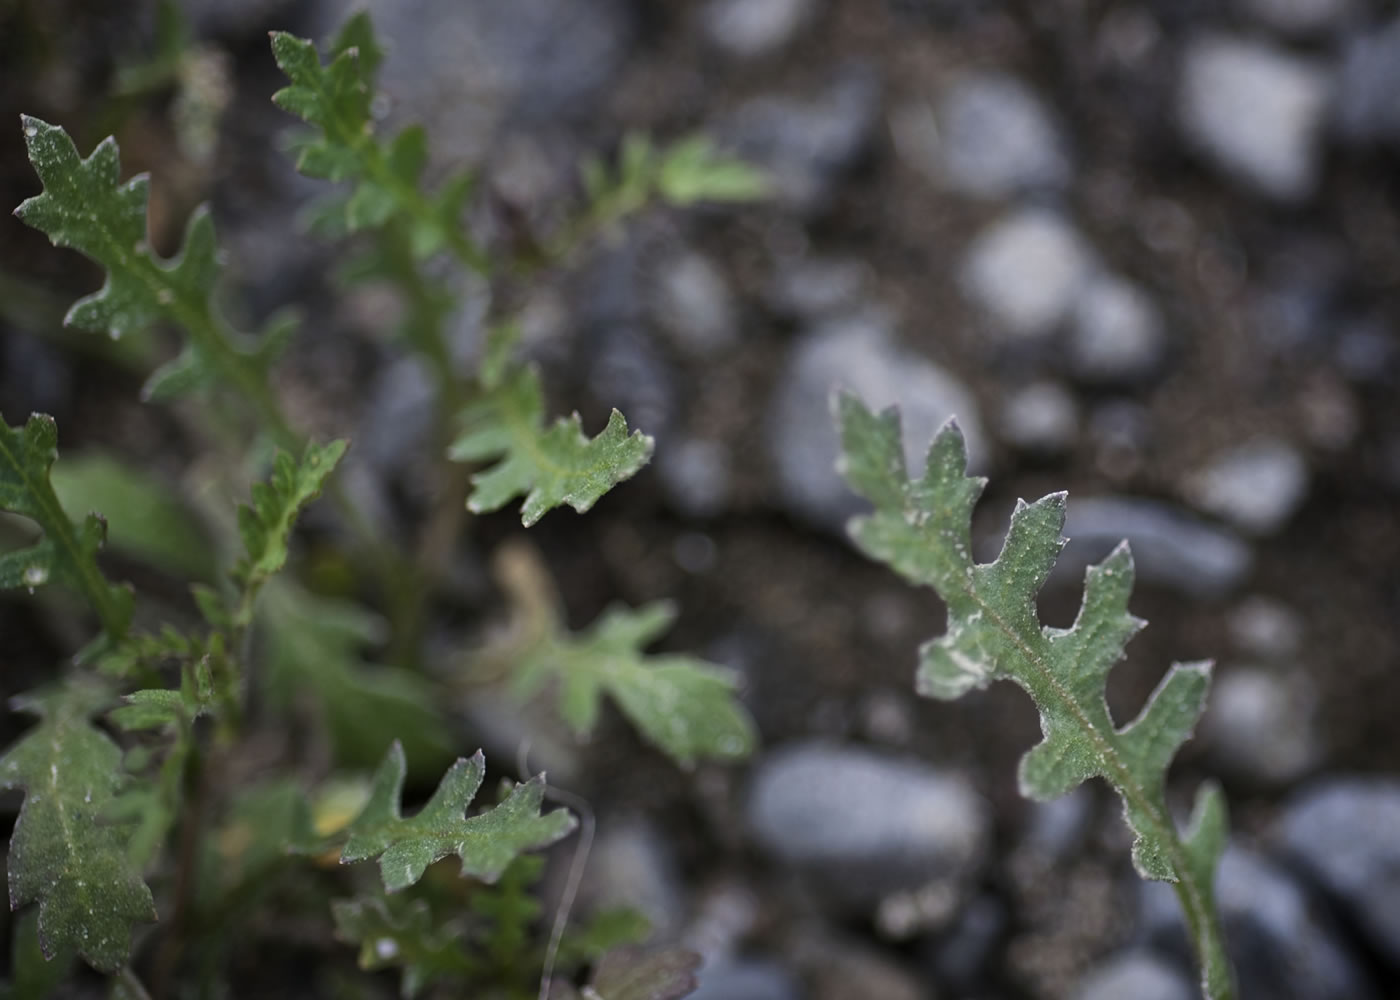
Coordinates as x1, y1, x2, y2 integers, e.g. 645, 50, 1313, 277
0, 413, 133, 639
833, 391, 1234, 999
513, 601, 756, 769
13, 118, 289, 407
340, 742, 576, 893
0, 683, 156, 972
449, 365, 653, 526
332, 895, 473, 999
230, 439, 347, 624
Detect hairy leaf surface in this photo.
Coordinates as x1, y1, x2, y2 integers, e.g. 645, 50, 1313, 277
340, 742, 576, 892
834, 391, 1233, 999
0, 414, 132, 638
0, 683, 156, 972
449, 364, 653, 526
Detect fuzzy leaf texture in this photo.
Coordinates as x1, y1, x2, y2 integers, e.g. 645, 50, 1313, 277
449, 362, 653, 526
340, 742, 576, 892
270, 17, 478, 263
0, 683, 156, 972
231, 440, 347, 623
0, 414, 133, 638
513, 601, 756, 768
833, 392, 1234, 1000
13, 118, 292, 403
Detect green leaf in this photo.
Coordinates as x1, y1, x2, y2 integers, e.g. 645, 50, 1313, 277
5, 909, 74, 1000
340, 742, 576, 893
656, 135, 770, 205
513, 601, 756, 769
0, 682, 156, 972
231, 440, 347, 624
552, 948, 701, 1000
13, 119, 286, 410
332, 895, 473, 998
49, 451, 216, 579
833, 391, 1234, 1000
0, 413, 133, 638
448, 365, 653, 526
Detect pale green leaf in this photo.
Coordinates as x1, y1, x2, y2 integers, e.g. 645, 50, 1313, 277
449, 366, 653, 526
513, 601, 756, 768
551, 948, 701, 1000
833, 391, 1234, 999
0, 682, 156, 972
0, 413, 133, 638
656, 135, 770, 205
340, 742, 576, 892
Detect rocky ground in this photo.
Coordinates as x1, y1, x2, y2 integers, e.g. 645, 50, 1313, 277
2, 1, 1400, 998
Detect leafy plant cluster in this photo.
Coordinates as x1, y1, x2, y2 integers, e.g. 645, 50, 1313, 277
1, 10, 1236, 1000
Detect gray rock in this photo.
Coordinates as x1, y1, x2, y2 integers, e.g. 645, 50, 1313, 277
649, 251, 739, 358
1058, 497, 1253, 598
1234, 0, 1357, 37
1000, 381, 1080, 455
1186, 438, 1309, 536
357, 357, 436, 479
1177, 36, 1332, 202
960, 209, 1096, 340
746, 741, 989, 907
721, 66, 882, 215
657, 438, 733, 519
767, 312, 987, 529
1139, 846, 1377, 1000
1335, 18, 1400, 148
767, 256, 870, 321
797, 937, 926, 1000
932, 72, 1071, 197
691, 960, 803, 1000
1276, 778, 1400, 966
1073, 951, 1194, 1000
1069, 274, 1167, 383
1200, 666, 1320, 785
1227, 596, 1304, 660
701, 0, 818, 59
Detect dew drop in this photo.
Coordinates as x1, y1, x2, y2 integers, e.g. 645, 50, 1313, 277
23, 565, 48, 586
374, 937, 399, 960
24, 124, 37, 138
156, 289, 174, 305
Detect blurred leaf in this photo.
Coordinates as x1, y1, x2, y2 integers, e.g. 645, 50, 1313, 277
332, 895, 473, 998
656, 135, 770, 205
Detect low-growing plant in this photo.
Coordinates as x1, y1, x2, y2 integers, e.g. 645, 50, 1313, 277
0, 11, 1237, 1000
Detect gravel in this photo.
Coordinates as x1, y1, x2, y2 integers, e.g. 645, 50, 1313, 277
999, 381, 1079, 455
1177, 35, 1332, 202
1335, 17, 1400, 148
1068, 274, 1167, 383
649, 250, 739, 358
1185, 437, 1309, 536
960, 209, 1096, 340
1200, 666, 1320, 785
701, 0, 818, 59
1073, 951, 1194, 1000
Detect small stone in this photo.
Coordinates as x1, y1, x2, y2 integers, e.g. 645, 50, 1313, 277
1000, 381, 1079, 455
657, 438, 733, 519
690, 960, 803, 1000
1276, 778, 1400, 966
1139, 847, 1377, 1000
1186, 437, 1309, 536
650, 251, 739, 357
931, 72, 1071, 197
1335, 18, 1400, 148
1234, 0, 1356, 37
767, 311, 987, 529
1057, 496, 1253, 598
1200, 666, 1320, 785
746, 742, 988, 908
1073, 951, 1194, 1000
767, 256, 870, 321
1068, 275, 1167, 383
1227, 596, 1304, 660
1177, 36, 1332, 201
794, 933, 926, 1000
701, 0, 817, 59
721, 65, 882, 215
580, 816, 688, 941
960, 209, 1096, 340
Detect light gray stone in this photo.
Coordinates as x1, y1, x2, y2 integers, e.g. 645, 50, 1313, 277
657, 438, 733, 519
691, 960, 803, 1000
1186, 437, 1309, 536
702, 0, 818, 59
1201, 666, 1320, 785
1074, 951, 1193, 1000
933, 72, 1071, 197
1177, 36, 1332, 201
580, 816, 688, 941
1000, 381, 1079, 455
1058, 497, 1253, 598
1277, 778, 1400, 966
1234, 0, 1356, 37
1227, 596, 1304, 660
960, 209, 1096, 340
768, 312, 987, 529
650, 251, 739, 357
1335, 17, 1400, 148
746, 742, 989, 907
1069, 274, 1167, 382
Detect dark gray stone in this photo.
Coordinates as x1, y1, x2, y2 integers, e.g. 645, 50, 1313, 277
1335, 17, 1400, 148
931, 72, 1071, 197
1276, 778, 1400, 967
690, 960, 803, 1000
746, 741, 988, 908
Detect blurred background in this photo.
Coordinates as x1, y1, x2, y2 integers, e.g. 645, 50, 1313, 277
2, 1, 1399, 998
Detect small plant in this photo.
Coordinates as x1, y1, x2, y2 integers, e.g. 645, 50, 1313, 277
2, 11, 762, 999
833, 393, 1235, 1000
